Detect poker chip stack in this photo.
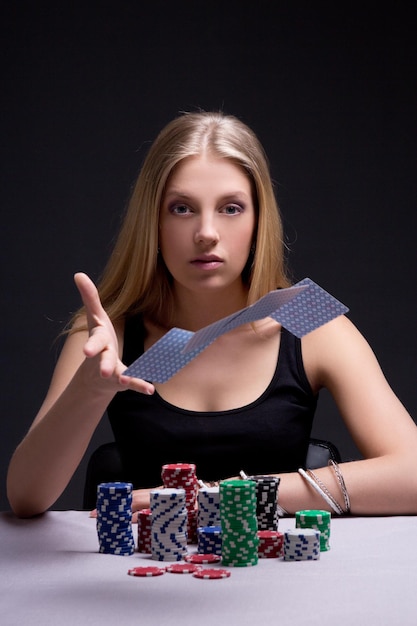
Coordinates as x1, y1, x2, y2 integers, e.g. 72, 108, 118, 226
150, 487, 188, 561
137, 508, 152, 553
219, 479, 259, 567
161, 463, 199, 543
248, 475, 280, 530
197, 486, 220, 527
257, 530, 284, 558
295, 509, 331, 551
197, 525, 222, 555
96, 482, 135, 556
283, 528, 321, 561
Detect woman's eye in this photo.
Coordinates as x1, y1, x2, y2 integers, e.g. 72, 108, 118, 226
222, 204, 243, 215
170, 204, 191, 215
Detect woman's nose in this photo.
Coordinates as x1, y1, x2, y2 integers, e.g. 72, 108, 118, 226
194, 214, 220, 245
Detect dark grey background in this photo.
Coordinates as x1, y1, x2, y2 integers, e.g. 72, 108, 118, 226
1, 2, 416, 511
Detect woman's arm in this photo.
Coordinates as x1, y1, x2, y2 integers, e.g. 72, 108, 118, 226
6, 273, 154, 518
277, 315, 417, 515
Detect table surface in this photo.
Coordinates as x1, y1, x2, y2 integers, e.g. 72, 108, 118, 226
1, 510, 416, 626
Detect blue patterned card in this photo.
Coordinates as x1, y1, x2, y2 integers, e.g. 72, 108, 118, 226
123, 278, 348, 383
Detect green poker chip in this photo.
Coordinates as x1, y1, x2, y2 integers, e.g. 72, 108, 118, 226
220, 480, 259, 567
295, 509, 331, 551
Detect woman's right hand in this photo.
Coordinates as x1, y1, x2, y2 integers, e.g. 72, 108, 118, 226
74, 272, 155, 396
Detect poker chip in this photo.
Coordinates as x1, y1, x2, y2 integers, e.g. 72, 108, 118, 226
198, 486, 220, 528
150, 488, 188, 561
184, 553, 222, 564
283, 528, 321, 561
197, 525, 222, 556
137, 508, 152, 554
166, 563, 201, 574
96, 482, 135, 556
295, 509, 331, 551
220, 479, 259, 567
117, 463, 331, 581
161, 463, 199, 543
248, 475, 281, 531
193, 568, 231, 580
127, 566, 166, 577
257, 530, 284, 558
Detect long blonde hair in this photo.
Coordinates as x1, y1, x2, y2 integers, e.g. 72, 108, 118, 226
74, 111, 290, 328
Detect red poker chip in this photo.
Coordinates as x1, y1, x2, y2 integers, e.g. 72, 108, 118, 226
193, 568, 231, 580
258, 549, 283, 558
184, 553, 221, 564
166, 563, 201, 574
127, 566, 165, 577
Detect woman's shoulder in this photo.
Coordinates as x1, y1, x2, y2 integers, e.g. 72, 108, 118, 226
301, 314, 376, 392
303, 314, 372, 352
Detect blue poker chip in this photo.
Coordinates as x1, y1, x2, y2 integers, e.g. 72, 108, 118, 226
96, 482, 135, 555
98, 482, 133, 492
198, 526, 222, 534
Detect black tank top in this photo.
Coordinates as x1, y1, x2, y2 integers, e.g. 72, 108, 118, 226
107, 316, 318, 488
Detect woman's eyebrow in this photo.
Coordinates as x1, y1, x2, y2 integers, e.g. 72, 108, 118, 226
164, 189, 250, 202
163, 190, 193, 201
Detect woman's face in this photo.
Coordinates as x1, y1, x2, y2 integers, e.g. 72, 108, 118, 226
159, 154, 256, 299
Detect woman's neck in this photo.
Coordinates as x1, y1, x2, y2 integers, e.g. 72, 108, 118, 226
170, 284, 249, 331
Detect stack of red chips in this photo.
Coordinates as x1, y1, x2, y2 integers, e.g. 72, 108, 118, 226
257, 530, 284, 558
161, 463, 199, 543
137, 508, 152, 553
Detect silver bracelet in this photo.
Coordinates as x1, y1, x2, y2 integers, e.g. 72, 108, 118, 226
306, 469, 344, 515
328, 460, 351, 514
298, 468, 342, 515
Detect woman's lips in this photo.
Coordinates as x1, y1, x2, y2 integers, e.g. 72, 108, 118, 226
190, 256, 223, 270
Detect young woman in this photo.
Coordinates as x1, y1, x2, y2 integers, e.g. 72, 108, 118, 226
7, 111, 417, 518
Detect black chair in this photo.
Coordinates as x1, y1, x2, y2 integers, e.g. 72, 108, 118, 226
305, 437, 341, 469
83, 438, 341, 509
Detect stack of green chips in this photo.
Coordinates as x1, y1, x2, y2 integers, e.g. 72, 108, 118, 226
219, 479, 259, 567
295, 509, 331, 551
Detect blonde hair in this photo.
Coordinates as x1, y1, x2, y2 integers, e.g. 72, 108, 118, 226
73, 111, 290, 328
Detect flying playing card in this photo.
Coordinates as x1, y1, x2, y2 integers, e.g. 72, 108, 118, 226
123, 278, 348, 383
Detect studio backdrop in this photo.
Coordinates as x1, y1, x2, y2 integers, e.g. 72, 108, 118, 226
1, 2, 416, 511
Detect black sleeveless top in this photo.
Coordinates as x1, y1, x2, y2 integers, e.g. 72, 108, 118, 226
107, 316, 318, 488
